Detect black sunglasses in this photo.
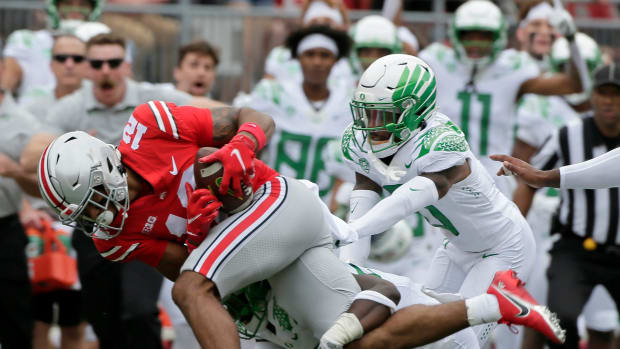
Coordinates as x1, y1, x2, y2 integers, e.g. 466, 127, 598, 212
88, 58, 124, 70
53, 54, 85, 63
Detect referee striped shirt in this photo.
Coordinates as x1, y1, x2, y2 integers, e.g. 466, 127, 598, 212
532, 114, 620, 246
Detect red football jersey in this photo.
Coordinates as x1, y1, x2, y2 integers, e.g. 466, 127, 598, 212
94, 101, 278, 266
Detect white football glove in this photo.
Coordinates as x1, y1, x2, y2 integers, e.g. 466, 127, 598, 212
550, 8, 576, 39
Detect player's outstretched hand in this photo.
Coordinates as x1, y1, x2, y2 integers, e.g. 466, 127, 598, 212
550, 0, 576, 38
185, 183, 222, 253
489, 154, 551, 188
199, 134, 256, 197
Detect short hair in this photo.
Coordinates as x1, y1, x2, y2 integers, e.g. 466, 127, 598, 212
86, 33, 126, 51
286, 25, 352, 60
518, 0, 553, 22
178, 40, 219, 67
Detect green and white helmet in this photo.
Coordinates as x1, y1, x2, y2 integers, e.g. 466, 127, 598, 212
449, 0, 507, 69
351, 15, 402, 72
350, 54, 437, 158
46, 0, 104, 29
550, 32, 603, 105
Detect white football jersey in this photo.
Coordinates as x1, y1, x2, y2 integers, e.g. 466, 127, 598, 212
3, 29, 56, 105
236, 78, 353, 200
341, 112, 525, 252
263, 46, 356, 89
419, 44, 540, 164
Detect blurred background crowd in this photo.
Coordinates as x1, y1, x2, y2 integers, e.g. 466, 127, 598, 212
0, 0, 619, 349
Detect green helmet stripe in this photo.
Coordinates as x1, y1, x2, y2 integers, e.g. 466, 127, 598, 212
413, 69, 431, 96
402, 65, 423, 98
417, 78, 436, 107
392, 66, 412, 100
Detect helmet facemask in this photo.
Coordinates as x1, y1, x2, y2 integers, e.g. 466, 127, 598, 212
39, 132, 129, 240
350, 56, 437, 158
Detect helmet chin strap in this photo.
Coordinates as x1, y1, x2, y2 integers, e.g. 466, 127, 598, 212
96, 210, 115, 226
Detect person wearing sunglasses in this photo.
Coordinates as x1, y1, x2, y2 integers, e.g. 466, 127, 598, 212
24, 35, 87, 120
1, 0, 105, 105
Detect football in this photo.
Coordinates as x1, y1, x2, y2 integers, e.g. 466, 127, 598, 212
194, 147, 254, 214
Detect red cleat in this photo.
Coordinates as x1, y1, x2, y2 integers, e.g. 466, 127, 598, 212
487, 270, 566, 344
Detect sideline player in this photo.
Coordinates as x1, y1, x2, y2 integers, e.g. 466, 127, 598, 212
37, 103, 364, 349
337, 54, 536, 346
418, 0, 588, 196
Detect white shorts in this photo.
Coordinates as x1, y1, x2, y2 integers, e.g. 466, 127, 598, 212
425, 216, 536, 346
181, 176, 333, 298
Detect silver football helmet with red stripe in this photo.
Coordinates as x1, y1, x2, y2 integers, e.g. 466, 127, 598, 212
38, 131, 129, 239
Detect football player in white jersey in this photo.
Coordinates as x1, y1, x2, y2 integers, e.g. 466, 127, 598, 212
1, 0, 106, 105
336, 54, 538, 346
235, 26, 352, 203
263, 0, 355, 89
418, 0, 588, 196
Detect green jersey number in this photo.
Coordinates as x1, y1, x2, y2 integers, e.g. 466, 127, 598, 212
274, 130, 334, 197
457, 91, 492, 155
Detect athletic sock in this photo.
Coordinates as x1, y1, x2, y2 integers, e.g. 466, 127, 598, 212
465, 294, 502, 326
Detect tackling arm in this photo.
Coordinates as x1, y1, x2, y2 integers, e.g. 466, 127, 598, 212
348, 163, 469, 240
338, 173, 382, 264
560, 147, 620, 189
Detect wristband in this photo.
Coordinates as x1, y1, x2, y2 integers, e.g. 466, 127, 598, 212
353, 290, 398, 313
237, 122, 266, 151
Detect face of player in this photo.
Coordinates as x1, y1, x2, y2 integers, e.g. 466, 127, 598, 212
51, 36, 86, 90
58, 0, 92, 21
459, 30, 495, 59
174, 53, 216, 97
517, 18, 557, 58
299, 47, 337, 87
366, 109, 399, 144
592, 84, 620, 127
357, 47, 392, 71
87, 44, 130, 107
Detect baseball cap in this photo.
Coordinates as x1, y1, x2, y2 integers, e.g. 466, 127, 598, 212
593, 62, 620, 88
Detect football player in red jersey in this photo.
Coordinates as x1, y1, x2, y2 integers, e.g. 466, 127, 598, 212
38, 102, 364, 349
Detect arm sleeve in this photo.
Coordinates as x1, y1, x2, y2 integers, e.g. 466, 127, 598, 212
349, 176, 439, 239
560, 147, 620, 189
338, 189, 381, 264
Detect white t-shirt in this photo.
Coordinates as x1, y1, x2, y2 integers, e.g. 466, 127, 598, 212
4, 29, 56, 106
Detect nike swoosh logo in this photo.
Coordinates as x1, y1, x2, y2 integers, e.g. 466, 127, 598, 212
188, 213, 202, 225
169, 156, 178, 175
495, 286, 530, 317
350, 201, 359, 215
404, 161, 412, 168
230, 149, 246, 174
482, 253, 498, 259
410, 188, 420, 192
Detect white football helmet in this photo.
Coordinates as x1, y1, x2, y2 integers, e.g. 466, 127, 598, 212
350, 54, 437, 158
550, 32, 603, 105
38, 131, 129, 239
449, 0, 507, 70
351, 15, 402, 72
